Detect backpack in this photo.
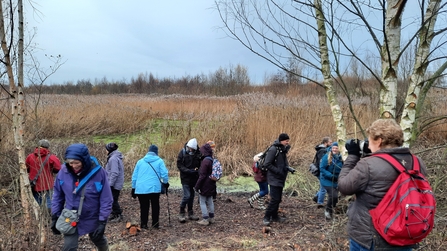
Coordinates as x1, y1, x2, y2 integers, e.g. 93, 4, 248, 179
252, 145, 280, 173
369, 153, 436, 246
205, 156, 222, 181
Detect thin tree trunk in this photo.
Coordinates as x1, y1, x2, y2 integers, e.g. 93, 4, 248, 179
314, 0, 347, 148
401, 0, 441, 147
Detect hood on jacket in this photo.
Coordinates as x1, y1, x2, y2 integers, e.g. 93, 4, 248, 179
143, 151, 160, 164
199, 143, 213, 158
33, 147, 50, 157
315, 144, 326, 152
65, 143, 92, 177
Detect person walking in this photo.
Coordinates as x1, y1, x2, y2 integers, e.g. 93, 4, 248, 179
105, 142, 125, 223
26, 139, 61, 212
338, 119, 426, 250
131, 145, 169, 229
312, 137, 332, 208
319, 142, 343, 220
177, 138, 201, 223
50, 143, 113, 251
194, 143, 216, 226
263, 133, 295, 226
248, 152, 268, 210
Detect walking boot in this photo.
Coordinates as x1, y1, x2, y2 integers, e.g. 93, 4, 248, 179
257, 197, 266, 210
248, 193, 261, 208
178, 213, 186, 223
188, 211, 199, 221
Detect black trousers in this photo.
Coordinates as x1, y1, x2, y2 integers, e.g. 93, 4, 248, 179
264, 185, 283, 220
111, 187, 122, 215
137, 193, 160, 228
323, 186, 339, 214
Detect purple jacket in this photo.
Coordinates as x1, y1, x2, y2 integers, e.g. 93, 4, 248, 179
52, 144, 113, 236
194, 144, 216, 197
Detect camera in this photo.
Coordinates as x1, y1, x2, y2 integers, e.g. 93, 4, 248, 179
346, 138, 370, 157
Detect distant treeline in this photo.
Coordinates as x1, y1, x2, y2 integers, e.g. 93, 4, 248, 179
25, 65, 332, 96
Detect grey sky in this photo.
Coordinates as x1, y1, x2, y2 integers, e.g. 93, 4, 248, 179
26, 1, 277, 85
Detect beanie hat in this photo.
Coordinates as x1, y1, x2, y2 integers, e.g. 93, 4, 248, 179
207, 140, 216, 149
186, 138, 198, 150
38, 139, 50, 149
105, 142, 118, 152
332, 142, 339, 147
149, 144, 159, 156
278, 133, 290, 142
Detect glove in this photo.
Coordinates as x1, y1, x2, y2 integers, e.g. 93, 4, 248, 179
131, 188, 136, 199
332, 176, 338, 183
91, 220, 107, 242
287, 166, 296, 174
193, 187, 201, 194
50, 214, 61, 235
163, 182, 170, 189
345, 139, 361, 156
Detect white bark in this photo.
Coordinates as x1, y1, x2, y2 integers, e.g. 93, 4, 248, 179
400, 0, 441, 146
315, 0, 346, 150
380, 0, 404, 119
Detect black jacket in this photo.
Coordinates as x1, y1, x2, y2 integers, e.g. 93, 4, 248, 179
265, 140, 290, 188
177, 144, 201, 185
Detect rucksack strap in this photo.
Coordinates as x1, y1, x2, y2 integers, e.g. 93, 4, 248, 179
373, 153, 420, 173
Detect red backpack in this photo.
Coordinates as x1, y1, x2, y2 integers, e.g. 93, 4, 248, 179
369, 153, 436, 246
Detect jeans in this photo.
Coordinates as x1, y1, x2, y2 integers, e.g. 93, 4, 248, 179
199, 194, 215, 218
33, 190, 52, 209
323, 186, 338, 214
180, 184, 196, 212
257, 181, 269, 197
315, 183, 326, 204
63, 228, 108, 251
264, 185, 283, 220
349, 238, 412, 251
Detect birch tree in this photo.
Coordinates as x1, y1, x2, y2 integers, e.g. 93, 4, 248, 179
215, 0, 447, 146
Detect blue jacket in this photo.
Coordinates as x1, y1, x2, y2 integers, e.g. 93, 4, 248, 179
105, 150, 125, 190
52, 144, 113, 236
319, 152, 343, 188
132, 152, 169, 194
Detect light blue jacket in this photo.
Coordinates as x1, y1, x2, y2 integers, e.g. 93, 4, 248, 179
132, 152, 169, 194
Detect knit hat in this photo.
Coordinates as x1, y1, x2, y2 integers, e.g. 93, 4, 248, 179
278, 133, 290, 142
332, 142, 338, 147
207, 140, 216, 149
186, 138, 198, 150
38, 139, 50, 149
105, 142, 118, 152
148, 144, 159, 156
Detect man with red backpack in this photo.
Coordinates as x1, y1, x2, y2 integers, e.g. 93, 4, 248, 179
338, 119, 435, 250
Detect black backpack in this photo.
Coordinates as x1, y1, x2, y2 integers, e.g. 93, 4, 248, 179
255, 145, 280, 173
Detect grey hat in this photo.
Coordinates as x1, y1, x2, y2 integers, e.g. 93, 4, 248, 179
38, 139, 50, 148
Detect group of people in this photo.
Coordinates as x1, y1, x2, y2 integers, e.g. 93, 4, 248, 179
26, 118, 429, 251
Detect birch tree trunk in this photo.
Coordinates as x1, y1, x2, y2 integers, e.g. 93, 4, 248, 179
400, 0, 441, 146
314, 0, 346, 147
379, 0, 404, 119
0, 0, 37, 239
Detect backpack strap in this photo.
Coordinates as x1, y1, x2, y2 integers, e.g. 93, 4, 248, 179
75, 164, 102, 194
373, 153, 419, 173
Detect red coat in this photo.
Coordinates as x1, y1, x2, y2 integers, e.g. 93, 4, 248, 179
26, 147, 61, 192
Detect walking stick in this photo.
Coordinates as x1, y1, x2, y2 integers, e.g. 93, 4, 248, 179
165, 187, 172, 226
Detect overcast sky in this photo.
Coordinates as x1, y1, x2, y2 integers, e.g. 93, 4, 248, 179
26, 1, 277, 85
